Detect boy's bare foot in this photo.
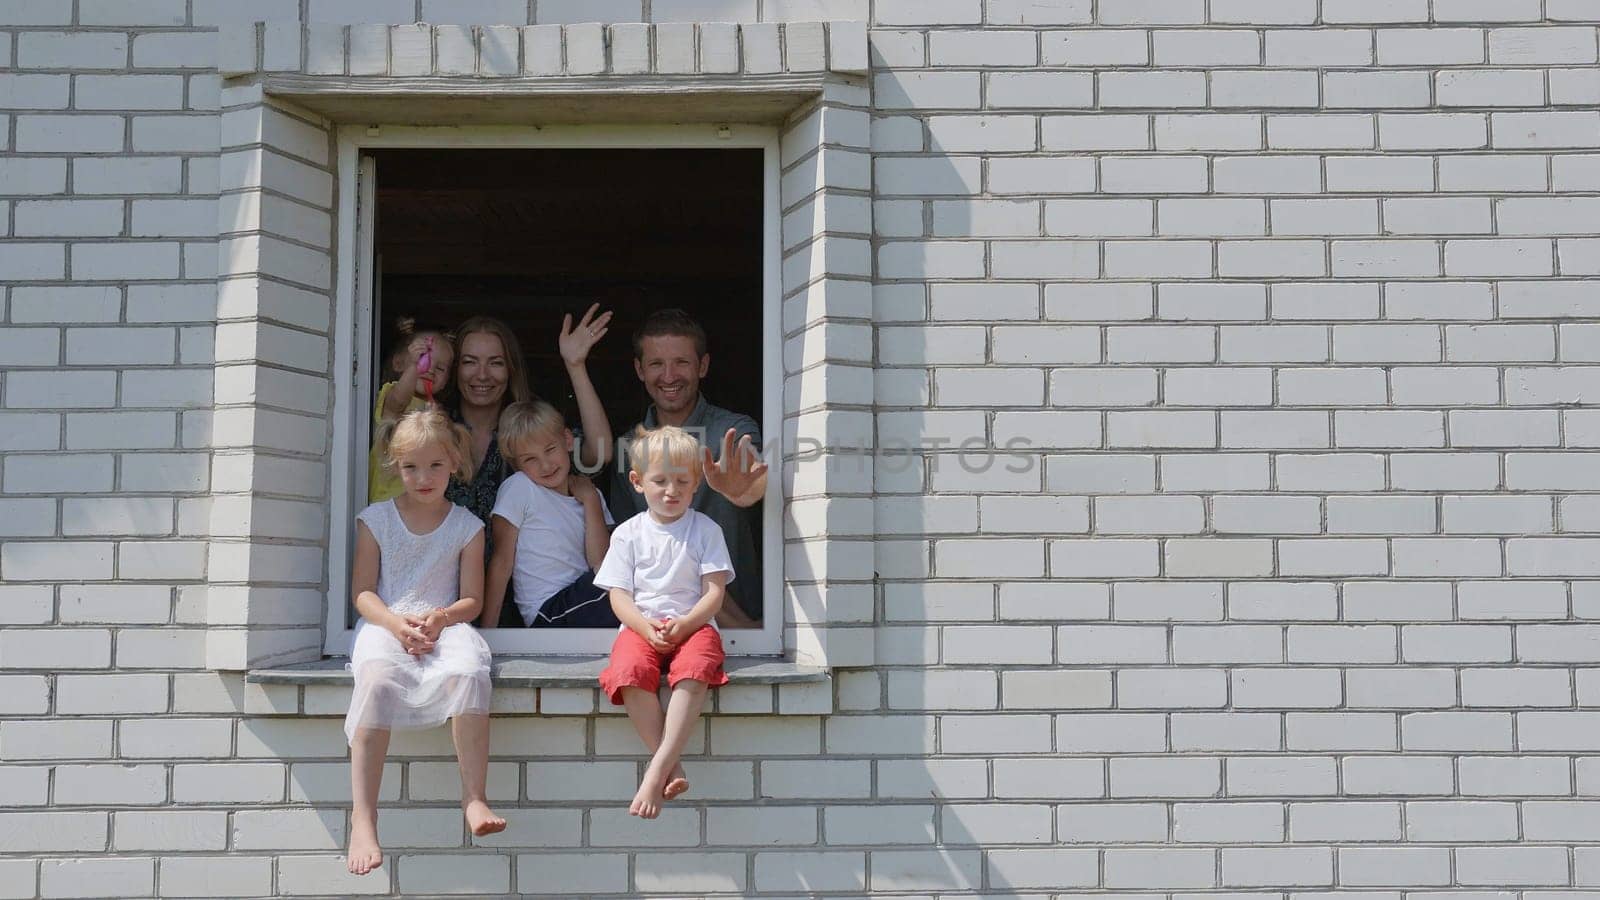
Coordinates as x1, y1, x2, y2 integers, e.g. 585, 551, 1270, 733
464, 799, 506, 836
663, 762, 689, 801
630, 768, 668, 819
346, 823, 383, 875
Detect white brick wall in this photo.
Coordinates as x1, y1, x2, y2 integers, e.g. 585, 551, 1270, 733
2, 1, 1600, 896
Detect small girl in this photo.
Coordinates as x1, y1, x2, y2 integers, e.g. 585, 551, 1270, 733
368, 318, 455, 503
595, 426, 733, 819
346, 408, 504, 876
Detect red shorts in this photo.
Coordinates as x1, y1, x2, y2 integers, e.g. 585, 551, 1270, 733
599, 624, 729, 705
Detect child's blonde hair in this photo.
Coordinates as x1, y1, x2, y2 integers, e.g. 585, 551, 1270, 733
497, 399, 566, 461
376, 408, 476, 481
385, 316, 453, 375
627, 425, 703, 479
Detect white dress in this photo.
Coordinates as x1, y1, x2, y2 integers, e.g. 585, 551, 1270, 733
345, 500, 493, 743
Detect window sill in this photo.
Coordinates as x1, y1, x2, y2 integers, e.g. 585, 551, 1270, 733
248, 657, 826, 687
244, 657, 832, 716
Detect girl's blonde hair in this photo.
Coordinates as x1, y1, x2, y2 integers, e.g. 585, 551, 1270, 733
627, 425, 703, 479
497, 399, 566, 460
375, 408, 476, 482
385, 316, 454, 375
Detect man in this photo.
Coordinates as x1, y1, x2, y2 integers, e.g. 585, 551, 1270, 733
609, 309, 766, 628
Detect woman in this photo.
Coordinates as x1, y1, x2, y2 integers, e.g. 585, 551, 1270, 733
445, 307, 614, 532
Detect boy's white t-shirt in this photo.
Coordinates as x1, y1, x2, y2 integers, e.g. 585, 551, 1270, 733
490, 472, 614, 621
593, 508, 734, 625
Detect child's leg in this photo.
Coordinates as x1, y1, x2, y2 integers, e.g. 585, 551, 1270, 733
450, 713, 506, 836
620, 685, 667, 756
348, 726, 390, 875
631, 679, 708, 819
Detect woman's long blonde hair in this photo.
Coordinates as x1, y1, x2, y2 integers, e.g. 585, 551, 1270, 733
375, 408, 476, 482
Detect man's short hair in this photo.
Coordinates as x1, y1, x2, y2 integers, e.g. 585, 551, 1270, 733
632, 308, 708, 360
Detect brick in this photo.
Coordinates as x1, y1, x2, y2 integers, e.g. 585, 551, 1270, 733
1343, 756, 1454, 795
1234, 667, 1341, 709
1457, 846, 1570, 886
1287, 712, 1397, 751
0, 676, 49, 714
1323, 0, 1428, 20
39, 858, 152, 898
1057, 803, 1166, 843
1223, 847, 1333, 887
1211, 0, 1317, 23
1348, 667, 1456, 709
1225, 756, 1336, 797
1173, 713, 1281, 751
1174, 802, 1283, 843
1104, 847, 1217, 888
1380, 112, 1488, 150
1406, 708, 1517, 748
1002, 669, 1111, 709
1439, 69, 1546, 107
1496, 111, 1600, 149
1268, 113, 1373, 149
929, 29, 1037, 66
754, 851, 865, 893
1461, 756, 1571, 796
1213, 70, 1319, 107
991, 72, 1095, 109
1101, 71, 1207, 108
172, 764, 285, 803
1339, 846, 1451, 886
55, 764, 166, 805
1042, 28, 1148, 64
873, 71, 980, 109
1326, 70, 1432, 108
159, 857, 273, 898
56, 673, 168, 714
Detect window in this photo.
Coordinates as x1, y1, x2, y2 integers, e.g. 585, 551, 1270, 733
325, 125, 784, 655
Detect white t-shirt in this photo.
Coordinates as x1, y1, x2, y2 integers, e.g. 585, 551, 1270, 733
593, 508, 734, 625
490, 472, 614, 622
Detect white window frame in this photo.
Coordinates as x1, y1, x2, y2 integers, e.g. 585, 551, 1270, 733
325, 123, 785, 656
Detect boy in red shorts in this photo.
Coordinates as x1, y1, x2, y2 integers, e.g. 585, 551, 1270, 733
595, 425, 733, 818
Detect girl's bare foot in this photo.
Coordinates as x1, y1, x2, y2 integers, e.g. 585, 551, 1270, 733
663, 762, 689, 801
629, 768, 668, 819
464, 799, 506, 836
346, 823, 383, 875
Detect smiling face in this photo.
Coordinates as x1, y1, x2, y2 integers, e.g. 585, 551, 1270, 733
394, 439, 454, 504
510, 427, 573, 493
634, 334, 709, 423
630, 451, 700, 523
456, 331, 510, 412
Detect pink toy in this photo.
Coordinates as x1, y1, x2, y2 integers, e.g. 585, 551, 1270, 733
417, 335, 435, 404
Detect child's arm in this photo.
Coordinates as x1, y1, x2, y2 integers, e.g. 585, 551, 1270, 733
569, 474, 610, 570
425, 530, 486, 638
663, 571, 727, 644
558, 304, 614, 470
609, 587, 673, 652
379, 339, 426, 421
352, 520, 432, 652
478, 516, 519, 627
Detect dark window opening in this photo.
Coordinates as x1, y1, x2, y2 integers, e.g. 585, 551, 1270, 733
365, 147, 767, 633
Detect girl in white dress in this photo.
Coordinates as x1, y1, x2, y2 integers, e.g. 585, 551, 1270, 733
345, 408, 504, 876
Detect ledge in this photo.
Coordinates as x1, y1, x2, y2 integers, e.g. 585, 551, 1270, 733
219, 21, 868, 80
260, 72, 831, 124
248, 656, 828, 688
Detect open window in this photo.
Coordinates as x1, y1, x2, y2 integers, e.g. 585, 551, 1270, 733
327, 126, 784, 656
